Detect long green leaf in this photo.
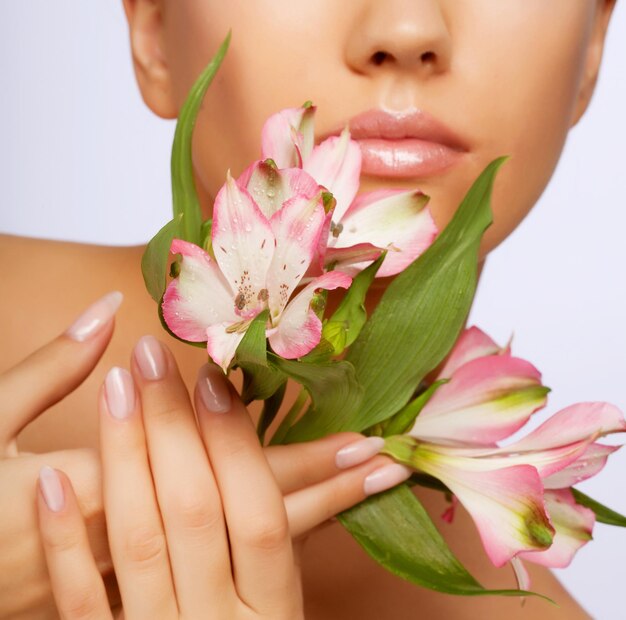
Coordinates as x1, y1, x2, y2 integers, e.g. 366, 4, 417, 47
342, 158, 507, 432
171, 32, 231, 244
269, 355, 363, 443
572, 489, 626, 527
338, 485, 544, 598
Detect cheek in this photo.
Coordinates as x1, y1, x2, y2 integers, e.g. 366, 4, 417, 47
449, 2, 595, 255
162, 0, 343, 200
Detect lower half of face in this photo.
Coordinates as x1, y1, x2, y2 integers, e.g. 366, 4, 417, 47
161, 0, 600, 256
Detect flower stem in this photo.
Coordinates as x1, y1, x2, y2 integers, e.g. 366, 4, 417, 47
270, 388, 308, 445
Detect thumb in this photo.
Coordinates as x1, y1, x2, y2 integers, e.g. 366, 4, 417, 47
0, 291, 122, 454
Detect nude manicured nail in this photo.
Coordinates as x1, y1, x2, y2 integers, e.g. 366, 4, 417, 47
65, 291, 123, 342
134, 335, 167, 380
363, 463, 413, 496
104, 367, 135, 420
197, 364, 231, 413
336, 436, 386, 469
39, 466, 65, 512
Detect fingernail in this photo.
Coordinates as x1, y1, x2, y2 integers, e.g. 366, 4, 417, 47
104, 367, 135, 420
335, 436, 385, 469
363, 463, 413, 496
65, 291, 123, 342
39, 466, 65, 512
197, 364, 231, 413
134, 335, 167, 381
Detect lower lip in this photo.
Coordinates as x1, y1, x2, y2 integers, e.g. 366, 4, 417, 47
357, 139, 465, 178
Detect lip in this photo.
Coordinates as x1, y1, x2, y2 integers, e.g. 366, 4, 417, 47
324, 108, 468, 179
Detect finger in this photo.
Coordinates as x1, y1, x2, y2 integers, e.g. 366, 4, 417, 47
36, 466, 113, 620
5, 447, 114, 579
264, 433, 384, 494
286, 455, 413, 538
195, 364, 301, 617
0, 291, 122, 452
99, 367, 178, 620
130, 336, 235, 615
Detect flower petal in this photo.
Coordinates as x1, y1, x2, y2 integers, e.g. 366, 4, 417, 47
212, 173, 275, 318
414, 450, 554, 567
542, 443, 620, 489
304, 129, 361, 223
322, 243, 385, 276
327, 189, 437, 277
261, 105, 316, 168
438, 326, 505, 379
519, 489, 595, 568
237, 161, 320, 220
268, 271, 351, 359
162, 239, 237, 342
205, 323, 247, 372
434, 439, 592, 481
409, 355, 547, 446
266, 193, 326, 319
505, 402, 626, 453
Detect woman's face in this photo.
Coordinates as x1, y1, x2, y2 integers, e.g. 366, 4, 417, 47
126, 0, 614, 256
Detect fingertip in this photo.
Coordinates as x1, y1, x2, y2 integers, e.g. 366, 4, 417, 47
335, 436, 385, 470
196, 362, 232, 414
64, 291, 124, 342
38, 465, 66, 513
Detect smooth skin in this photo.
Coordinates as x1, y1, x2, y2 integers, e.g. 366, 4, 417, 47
0, 0, 618, 617
1, 295, 397, 619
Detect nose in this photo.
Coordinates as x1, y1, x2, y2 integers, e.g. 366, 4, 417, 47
345, 0, 452, 77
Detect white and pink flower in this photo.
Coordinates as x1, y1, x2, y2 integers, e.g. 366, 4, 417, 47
385, 327, 625, 576
259, 104, 438, 277
162, 173, 351, 370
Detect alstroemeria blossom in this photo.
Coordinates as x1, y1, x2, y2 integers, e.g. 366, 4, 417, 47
385, 327, 626, 570
162, 173, 351, 370
260, 105, 438, 277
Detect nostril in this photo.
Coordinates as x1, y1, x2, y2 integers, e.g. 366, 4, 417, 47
371, 51, 389, 66
421, 51, 436, 64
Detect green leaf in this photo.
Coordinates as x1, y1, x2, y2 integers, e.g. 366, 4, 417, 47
323, 252, 385, 351
141, 214, 184, 302
241, 365, 287, 405
270, 387, 308, 446
338, 485, 545, 599
342, 157, 507, 432
267, 355, 363, 443
572, 489, 626, 527
383, 379, 449, 436
257, 381, 287, 444
234, 310, 269, 367
171, 32, 231, 245
233, 310, 286, 404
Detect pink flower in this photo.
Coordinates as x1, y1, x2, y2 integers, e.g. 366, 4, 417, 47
385, 327, 625, 571
162, 172, 351, 370
259, 104, 438, 277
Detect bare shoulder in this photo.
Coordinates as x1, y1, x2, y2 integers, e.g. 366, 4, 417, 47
301, 486, 590, 619
0, 233, 155, 452
0, 233, 143, 367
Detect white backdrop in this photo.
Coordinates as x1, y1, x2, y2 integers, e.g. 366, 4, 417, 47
1, 2, 624, 618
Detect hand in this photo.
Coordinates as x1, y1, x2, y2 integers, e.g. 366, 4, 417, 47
36, 337, 410, 618
0, 291, 124, 619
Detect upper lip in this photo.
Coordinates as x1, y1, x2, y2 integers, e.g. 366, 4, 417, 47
320, 108, 469, 152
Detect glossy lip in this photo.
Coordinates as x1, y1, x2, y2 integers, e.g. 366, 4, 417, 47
321, 108, 469, 179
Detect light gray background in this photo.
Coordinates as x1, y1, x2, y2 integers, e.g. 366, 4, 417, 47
1, 2, 624, 617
